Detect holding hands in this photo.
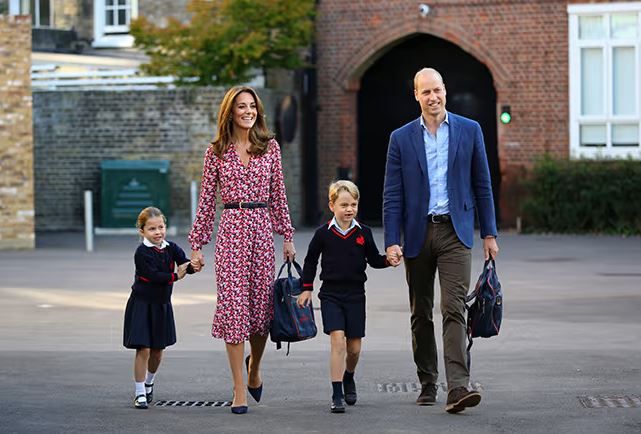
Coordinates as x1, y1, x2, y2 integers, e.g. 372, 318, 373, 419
177, 262, 190, 279
386, 245, 403, 267
190, 250, 205, 272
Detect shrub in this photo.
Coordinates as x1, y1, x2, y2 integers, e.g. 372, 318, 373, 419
522, 156, 641, 235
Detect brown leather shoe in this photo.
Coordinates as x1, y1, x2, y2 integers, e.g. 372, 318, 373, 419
445, 387, 481, 413
416, 383, 438, 406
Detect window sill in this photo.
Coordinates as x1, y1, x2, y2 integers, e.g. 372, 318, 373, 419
92, 34, 134, 48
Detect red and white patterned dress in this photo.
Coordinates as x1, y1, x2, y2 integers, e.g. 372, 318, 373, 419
189, 139, 294, 344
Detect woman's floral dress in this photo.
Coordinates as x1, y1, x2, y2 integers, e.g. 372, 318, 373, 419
189, 139, 294, 344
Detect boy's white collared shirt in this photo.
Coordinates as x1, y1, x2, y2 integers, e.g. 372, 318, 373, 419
143, 238, 169, 249
328, 217, 361, 235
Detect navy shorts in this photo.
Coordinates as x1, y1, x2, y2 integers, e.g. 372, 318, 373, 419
320, 295, 366, 338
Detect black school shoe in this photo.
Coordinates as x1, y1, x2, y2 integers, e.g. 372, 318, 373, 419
145, 383, 154, 404
343, 378, 357, 405
330, 396, 346, 413
134, 394, 148, 409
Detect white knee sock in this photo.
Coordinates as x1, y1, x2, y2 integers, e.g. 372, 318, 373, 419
135, 381, 146, 397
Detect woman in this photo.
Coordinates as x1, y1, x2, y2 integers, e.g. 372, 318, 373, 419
189, 86, 296, 414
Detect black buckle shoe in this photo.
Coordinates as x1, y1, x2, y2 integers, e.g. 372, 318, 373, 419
134, 394, 148, 409
416, 383, 438, 406
343, 379, 357, 406
145, 383, 154, 404
331, 397, 346, 413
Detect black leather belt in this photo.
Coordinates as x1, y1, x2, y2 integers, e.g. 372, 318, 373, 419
224, 202, 268, 209
429, 214, 451, 224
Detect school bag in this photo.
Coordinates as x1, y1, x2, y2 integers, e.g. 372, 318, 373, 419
270, 260, 317, 355
465, 257, 503, 367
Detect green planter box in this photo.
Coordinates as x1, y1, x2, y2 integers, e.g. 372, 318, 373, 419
100, 160, 170, 228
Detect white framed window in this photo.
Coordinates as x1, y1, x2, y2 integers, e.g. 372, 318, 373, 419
9, 0, 53, 27
568, 3, 641, 159
93, 0, 138, 48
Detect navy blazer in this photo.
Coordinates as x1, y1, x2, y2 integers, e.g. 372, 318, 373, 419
383, 112, 497, 258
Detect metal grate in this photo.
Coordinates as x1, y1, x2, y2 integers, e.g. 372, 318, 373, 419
154, 400, 231, 407
578, 395, 641, 408
377, 382, 482, 393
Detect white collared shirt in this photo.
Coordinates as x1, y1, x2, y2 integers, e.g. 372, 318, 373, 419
328, 217, 361, 235
143, 238, 169, 249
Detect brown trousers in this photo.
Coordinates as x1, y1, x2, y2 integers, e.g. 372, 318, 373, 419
404, 220, 471, 391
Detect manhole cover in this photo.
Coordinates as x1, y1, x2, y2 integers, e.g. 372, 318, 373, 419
155, 400, 231, 407
377, 382, 482, 393
578, 395, 641, 408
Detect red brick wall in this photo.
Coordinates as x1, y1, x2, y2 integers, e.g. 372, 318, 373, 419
316, 0, 637, 226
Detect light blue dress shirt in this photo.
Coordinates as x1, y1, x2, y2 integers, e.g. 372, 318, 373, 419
420, 113, 450, 216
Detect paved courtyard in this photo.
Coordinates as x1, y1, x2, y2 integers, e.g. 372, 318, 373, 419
0, 230, 640, 433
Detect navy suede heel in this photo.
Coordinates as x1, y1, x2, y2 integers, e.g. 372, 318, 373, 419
245, 355, 263, 403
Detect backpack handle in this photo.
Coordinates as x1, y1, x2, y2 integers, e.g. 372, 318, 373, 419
276, 260, 303, 279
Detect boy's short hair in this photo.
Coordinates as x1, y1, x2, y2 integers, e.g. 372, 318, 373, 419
328, 180, 360, 203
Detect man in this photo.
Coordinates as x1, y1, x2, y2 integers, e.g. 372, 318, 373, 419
383, 68, 499, 413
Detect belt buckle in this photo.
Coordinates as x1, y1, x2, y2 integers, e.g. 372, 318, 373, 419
431, 214, 444, 223
238, 201, 245, 209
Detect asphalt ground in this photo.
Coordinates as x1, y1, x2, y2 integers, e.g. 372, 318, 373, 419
1, 229, 640, 433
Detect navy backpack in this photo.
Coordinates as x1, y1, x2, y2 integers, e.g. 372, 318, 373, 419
270, 260, 317, 354
465, 257, 503, 367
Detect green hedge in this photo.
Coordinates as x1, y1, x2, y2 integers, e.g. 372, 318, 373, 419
522, 157, 641, 235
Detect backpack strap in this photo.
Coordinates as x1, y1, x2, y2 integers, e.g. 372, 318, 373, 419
465, 306, 473, 371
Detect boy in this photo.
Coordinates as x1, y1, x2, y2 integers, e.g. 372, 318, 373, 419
298, 180, 393, 413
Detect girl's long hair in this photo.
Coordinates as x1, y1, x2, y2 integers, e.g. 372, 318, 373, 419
210, 86, 274, 158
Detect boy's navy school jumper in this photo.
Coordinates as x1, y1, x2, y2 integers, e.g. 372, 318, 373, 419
302, 221, 389, 337
123, 240, 194, 349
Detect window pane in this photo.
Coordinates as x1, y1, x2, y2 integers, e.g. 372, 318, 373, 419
611, 13, 638, 39
29, 0, 34, 24
39, 0, 49, 26
106, 0, 114, 6
20, 0, 29, 14
613, 47, 636, 115
118, 0, 126, 5
106, 10, 113, 25
612, 125, 639, 147
581, 48, 604, 115
579, 15, 604, 39
118, 9, 126, 25
580, 125, 607, 147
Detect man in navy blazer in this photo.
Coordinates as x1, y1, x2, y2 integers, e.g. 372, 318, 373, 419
383, 68, 499, 413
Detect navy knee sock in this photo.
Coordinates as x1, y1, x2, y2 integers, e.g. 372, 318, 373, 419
332, 381, 344, 400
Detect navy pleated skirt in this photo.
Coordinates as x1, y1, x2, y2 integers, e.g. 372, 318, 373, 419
123, 297, 176, 349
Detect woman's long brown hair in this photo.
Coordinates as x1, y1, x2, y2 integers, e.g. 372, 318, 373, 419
210, 86, 274, 159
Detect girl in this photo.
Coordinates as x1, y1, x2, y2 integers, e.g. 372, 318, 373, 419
123, 207, 195, 409
298, 180, 392, 413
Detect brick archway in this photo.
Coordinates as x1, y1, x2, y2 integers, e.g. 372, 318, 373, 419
334, 18, 510, 93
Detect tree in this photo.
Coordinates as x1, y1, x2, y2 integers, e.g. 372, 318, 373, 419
130, 0, 315, 86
